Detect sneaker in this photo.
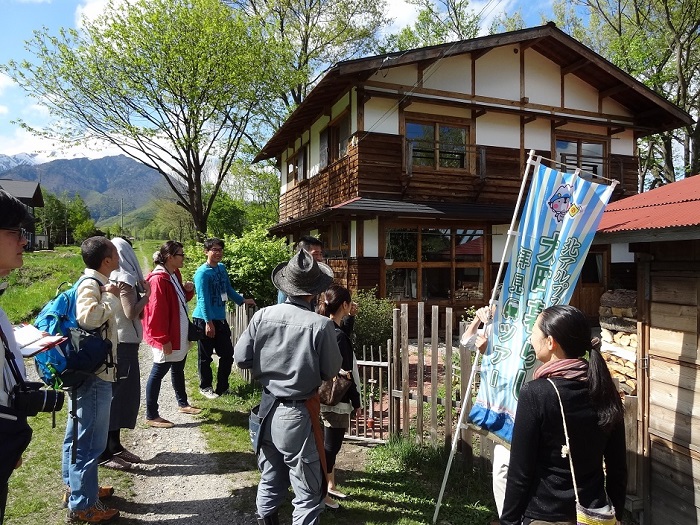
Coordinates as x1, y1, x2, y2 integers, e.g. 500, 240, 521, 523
199, 387, 219, 399
178, 405, 202, 415
66, 500, 119, 523
145, 416, 174, 428
62, 486, 114, 508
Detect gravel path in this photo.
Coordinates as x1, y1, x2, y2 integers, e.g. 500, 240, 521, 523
111, 348, 259, 524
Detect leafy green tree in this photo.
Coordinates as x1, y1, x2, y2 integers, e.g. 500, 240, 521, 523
352, 287, 395, 357
3, 0, 294, 235
193, 226, 291, 307
73, 219, 97, 243
225, 160, 281, 227
227, 0, 387, 129
207, 190, 246, 238
559, 0, 700, 183
381, 0, 481, 52
35, 191, 68, 246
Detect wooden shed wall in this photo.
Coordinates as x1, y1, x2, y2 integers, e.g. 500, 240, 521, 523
645, 239, 700, 525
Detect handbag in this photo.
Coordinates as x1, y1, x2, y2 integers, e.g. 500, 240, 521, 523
173, 281, 203, 341
547, 378, 617, 525
318, 370, 353, 406
187, 321, 204, 342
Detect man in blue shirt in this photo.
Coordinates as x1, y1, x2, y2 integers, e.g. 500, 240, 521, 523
193, 238, 255, 398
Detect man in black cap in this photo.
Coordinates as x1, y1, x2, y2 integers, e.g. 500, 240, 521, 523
234, 250, 342, 525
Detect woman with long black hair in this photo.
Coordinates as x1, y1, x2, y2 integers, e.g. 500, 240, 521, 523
500, 305, 626, 525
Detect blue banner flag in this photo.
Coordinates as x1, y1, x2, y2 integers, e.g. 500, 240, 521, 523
468, 160, 616, 443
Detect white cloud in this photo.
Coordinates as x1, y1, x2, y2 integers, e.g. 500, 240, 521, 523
24, 103, 51, 119
75, 0, 130, 28
384, 0, 421, 34
16, 0, 52, 4
0, 106, 8, 115
0, 73, 15, 96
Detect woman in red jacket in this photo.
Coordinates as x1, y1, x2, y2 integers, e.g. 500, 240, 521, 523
143, 241, 201, 428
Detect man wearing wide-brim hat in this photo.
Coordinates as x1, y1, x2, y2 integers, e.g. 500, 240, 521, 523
234, 250, 342, 525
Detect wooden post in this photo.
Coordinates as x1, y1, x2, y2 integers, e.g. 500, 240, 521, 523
445, 308, 453, 449
401, 303, 410, 438
391, 308, 400, 435
417, 302, 425, 444
430, 305, 439, 445
459, 320, 473, 469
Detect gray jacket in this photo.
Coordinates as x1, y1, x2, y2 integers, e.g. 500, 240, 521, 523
234, 297, 342, 400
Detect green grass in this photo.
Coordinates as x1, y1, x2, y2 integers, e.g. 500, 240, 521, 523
321, 437, 495, 525
1, 247, 84, 323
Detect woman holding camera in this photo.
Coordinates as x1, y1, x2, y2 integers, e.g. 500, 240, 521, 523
0, 190, 34, 523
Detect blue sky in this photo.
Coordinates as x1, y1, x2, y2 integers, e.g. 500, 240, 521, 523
0, 0, 553, 159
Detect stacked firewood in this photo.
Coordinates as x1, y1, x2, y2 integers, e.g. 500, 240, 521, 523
599, 289, 638, 396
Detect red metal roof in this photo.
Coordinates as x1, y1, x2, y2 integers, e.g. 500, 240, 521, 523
598, 175, 700, 233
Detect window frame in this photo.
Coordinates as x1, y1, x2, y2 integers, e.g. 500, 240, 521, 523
554, 132, 609, 180
383, 222, 488, 303
404, 114, 470, 173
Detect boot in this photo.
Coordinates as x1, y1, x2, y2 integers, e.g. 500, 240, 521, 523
256, 512, 280, 525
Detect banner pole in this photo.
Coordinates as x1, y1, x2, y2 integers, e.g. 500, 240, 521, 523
432, 149, 539, 524
432, 348, 481, 524
489, 149, 538, 307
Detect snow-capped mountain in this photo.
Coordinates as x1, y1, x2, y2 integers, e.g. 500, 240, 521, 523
0, 153, 41, 172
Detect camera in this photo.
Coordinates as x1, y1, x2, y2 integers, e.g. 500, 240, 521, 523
10, 382, 65, 417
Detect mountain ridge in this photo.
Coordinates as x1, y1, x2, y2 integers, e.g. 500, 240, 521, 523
0, 154, 164, 223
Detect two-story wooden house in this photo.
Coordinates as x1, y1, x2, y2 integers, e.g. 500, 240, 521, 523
257, 22, 691, 321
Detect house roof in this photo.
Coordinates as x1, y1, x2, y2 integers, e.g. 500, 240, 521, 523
596, 175, 700, 243
256, 22, 692, 162
0, 179, 44, 207
269, 197, 514, 235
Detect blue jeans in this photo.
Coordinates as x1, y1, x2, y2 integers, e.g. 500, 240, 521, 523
145, 359, 188, 420
61, 374, 112, 511
257, 402, 323, 525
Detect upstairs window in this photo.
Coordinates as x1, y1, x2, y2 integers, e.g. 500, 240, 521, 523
555, 136, 607, 179
406, 120, 468, 170
286, 144, 309, 188
320, 112, 352, 170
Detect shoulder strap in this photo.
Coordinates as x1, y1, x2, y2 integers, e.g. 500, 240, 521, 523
547, 378, 581, 505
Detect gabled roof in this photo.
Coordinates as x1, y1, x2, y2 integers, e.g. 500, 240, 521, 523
596, 175, 700, 243
256, 22, 693, 162
0, 179, 44, 207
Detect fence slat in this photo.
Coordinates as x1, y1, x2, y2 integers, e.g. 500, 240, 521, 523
416, 302, 425, 444
401, 303, 410, 438
459, 321, 474, 470
445, 309, 453, 448
430, 305, 439, 446
391, 309, 400, 435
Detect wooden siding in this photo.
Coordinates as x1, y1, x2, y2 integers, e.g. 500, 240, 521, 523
278, 132, 636, 221
646, 239, 700, 525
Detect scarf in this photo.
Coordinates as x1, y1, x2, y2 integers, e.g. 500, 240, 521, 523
533, 357, 588, 381
110, 237, 144, 289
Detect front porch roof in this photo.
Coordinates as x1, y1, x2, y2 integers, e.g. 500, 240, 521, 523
256, 22, 692, 163
269, 197, 515, 235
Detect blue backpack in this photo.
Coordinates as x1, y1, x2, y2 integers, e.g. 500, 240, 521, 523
34, 277, 113, 390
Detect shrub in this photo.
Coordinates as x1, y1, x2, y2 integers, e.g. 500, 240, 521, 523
352, 287, 395, 355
